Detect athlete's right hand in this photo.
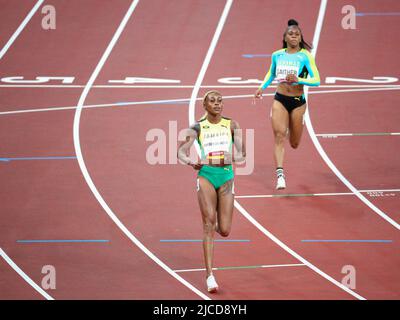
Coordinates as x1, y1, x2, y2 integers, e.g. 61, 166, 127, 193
254, 88, 263, 99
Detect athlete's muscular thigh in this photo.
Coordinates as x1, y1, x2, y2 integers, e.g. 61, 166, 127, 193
216, 179, 234, 236
271, 100, 289, 136
197, 177, 218, 223
289, 104, 306, 148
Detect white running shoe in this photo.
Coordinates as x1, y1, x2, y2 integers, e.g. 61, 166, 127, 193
206, 275, 219, 293
276, 176, 286, 190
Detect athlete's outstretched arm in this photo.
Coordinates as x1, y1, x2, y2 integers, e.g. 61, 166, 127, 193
255, 53, 277, 98
177, 124, 203, 170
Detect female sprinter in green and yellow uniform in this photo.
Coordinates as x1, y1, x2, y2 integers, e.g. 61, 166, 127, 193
178, 90, 246, 293
255, 19, 320, 190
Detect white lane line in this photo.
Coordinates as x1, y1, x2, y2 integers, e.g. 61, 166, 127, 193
304, 9, 400, 231
307, 86, 400, 95
317, 133, 400, 137
174, 263, 306, 273
236, 193, 354, 199
73, 0, 209, 300
0, 0, 52, 300
0, 0, 45, 60
0, 98, 192, 115
188, 0, 233, 126
187, 0, 364, 301
235, 189, 400, 199
234, 201, 365, 300
0, 247, 54, 300
253, 0, 366, 300
0, 85, 84, 88
2, 86, 400, 117
0, 84, 399, 89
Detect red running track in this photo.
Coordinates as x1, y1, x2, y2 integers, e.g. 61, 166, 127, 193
0, 0, 399, 300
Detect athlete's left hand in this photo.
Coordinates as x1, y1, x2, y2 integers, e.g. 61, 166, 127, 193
286, 74, 298, 83
223, 151, 233, 165
190, 161, 203, 170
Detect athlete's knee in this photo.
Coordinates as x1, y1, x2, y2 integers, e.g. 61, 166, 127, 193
290, 140, 300, 149
216, 219, 231, 237
203, 217, 216, 234
274, 131, 286, 145
218, 227, 230, 237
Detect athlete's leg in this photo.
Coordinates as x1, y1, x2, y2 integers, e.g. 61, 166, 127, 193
288, 104, 307, 149
216, 179, 234, 237
197, 176, 218, 277
271, 100, 289, 168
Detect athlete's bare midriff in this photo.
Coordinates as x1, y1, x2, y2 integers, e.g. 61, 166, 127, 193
276, 82, 304, 96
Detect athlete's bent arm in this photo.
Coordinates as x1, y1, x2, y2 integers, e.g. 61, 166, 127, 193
298, 52, 320, 86
230, 120, 246, 164
177, 125, 202, 170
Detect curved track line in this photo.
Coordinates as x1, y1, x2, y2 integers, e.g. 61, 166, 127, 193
233, 202, 365, 300
188, 0, 365, 300
188, 0, 233, 127
72, 0, 209, 300
0, 0, 53, 300
188, 0, 233, 158
0, 248, 54, 300
304, 1, 400, 230
235, 0, 365, 299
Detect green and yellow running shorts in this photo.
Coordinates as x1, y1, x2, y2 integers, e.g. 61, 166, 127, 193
198, 165, 234, 190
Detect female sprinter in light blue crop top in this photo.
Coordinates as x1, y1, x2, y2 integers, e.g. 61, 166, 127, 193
254, 19, 320, 190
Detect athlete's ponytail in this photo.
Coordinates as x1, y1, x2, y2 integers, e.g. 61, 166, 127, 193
282, 19, 312, 51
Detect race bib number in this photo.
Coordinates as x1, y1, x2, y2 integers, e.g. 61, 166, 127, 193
207, 151, 225, 160
276, 65, 298, 81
